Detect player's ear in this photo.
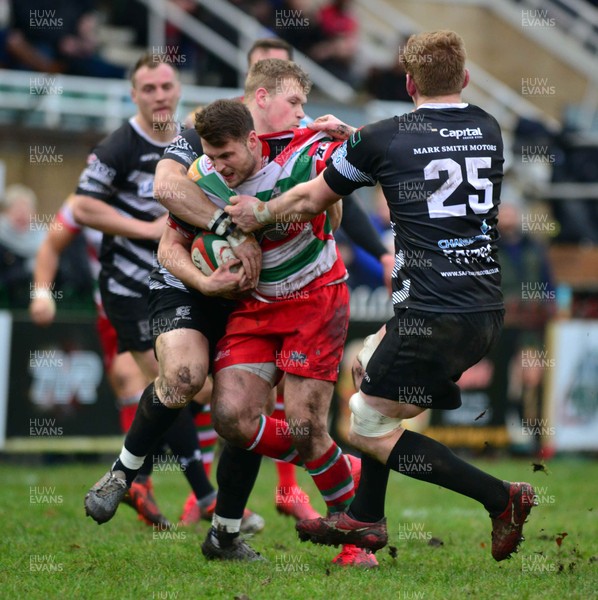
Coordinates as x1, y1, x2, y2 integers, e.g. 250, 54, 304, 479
247, 131, 259, 150
462, 69, 470, 90
405, 74, 417, 98
255, 87, 269, 108
130, 85, 138, 105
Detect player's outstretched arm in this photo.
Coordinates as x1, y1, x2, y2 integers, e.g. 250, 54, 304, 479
226, 172, 342, 233
158, 223, 250, 298
71, 194, 167, 239
154, 158, 220, 229
29, 213, 76, 326
308, 115, 356, 140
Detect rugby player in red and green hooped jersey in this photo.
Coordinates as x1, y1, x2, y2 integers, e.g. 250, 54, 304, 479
184, 96, 376, 565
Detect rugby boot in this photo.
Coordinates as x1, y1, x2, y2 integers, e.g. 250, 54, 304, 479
332, 544, 379, 568
84, 470, 128, 524
123, 478, 171, 528
201, 527, 266, 562
179, 491, 201, 525
491, 482, 537, 561
297, 511, 388, 551
276, 485, 322, 521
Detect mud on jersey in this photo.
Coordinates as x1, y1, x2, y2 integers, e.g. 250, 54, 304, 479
324, 104, 505, 313
187, 128, 347, 301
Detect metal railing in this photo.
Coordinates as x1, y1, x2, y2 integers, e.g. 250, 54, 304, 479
493, 0, 598, 81
354, 0, 561, 131
514, 0, 598, 52
138, 0, 357, 103
489, 0, 598, 128
384, 0, 598, 125
0, 68, 242, 132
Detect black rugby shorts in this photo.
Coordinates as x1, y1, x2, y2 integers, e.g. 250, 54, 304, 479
148, 285, 234, 362
361, 308, 504, 410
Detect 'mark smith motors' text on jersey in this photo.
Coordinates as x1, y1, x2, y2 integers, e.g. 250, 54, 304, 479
324, 104, 504, 313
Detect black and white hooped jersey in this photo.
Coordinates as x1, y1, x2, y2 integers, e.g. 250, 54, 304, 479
324, 103, 505, 313
76, 117, 179, 298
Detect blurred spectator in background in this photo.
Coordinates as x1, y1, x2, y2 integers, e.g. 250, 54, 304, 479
511, 117, 598, 244
364, 37, 412, 102
273, 0, 321, 58
0, 184, 92, 311
310, 0, 359, 85
106, 0, 148, 48
247, 37, 293, 66
159, 0, 240, 86
550, 135, 598, 244
0, 184, 45, 308
5, 0, 125, 77
161, 0, 202, 80
499, 201, 555, 330
275, 0, 359, 86
496, 201, 556, 451
240, 0, 279, 30
336, 185, 393, 290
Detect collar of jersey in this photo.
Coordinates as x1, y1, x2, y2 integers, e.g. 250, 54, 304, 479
417, 102, 469, 110
128, 117, 181, 147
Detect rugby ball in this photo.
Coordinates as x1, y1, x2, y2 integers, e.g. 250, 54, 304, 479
191, 230, 237, 275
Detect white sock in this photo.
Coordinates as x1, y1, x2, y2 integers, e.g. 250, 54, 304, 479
212, 514, 241, 534
118, 446, 145, 470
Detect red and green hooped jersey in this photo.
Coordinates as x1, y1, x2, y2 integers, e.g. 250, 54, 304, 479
188, 128, 347, 301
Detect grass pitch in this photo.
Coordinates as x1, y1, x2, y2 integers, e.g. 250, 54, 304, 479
1, 455, 597, 600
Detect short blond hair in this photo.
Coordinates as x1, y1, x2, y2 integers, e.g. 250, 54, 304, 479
2, 184, 37, 211
402, 30, 467, 97
244, 58, 312, 99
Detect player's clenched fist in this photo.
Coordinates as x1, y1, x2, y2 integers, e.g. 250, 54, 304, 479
225, 195, 271, 233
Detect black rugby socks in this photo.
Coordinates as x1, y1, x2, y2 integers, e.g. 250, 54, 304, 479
347, 454, 390, 523
386, 430, 509, 514
215, 443, 262, 522
162, 406, 215, 501
113, 382, 183, 485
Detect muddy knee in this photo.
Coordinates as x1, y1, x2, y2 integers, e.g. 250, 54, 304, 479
158, 364, 206, 408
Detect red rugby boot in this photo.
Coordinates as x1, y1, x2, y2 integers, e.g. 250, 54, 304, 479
332, 544, 379, 568
491, 482, 537, 561
296, 511, 388, 551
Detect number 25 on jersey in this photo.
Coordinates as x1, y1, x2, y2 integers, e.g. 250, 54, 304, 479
424, 157, 494, 219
